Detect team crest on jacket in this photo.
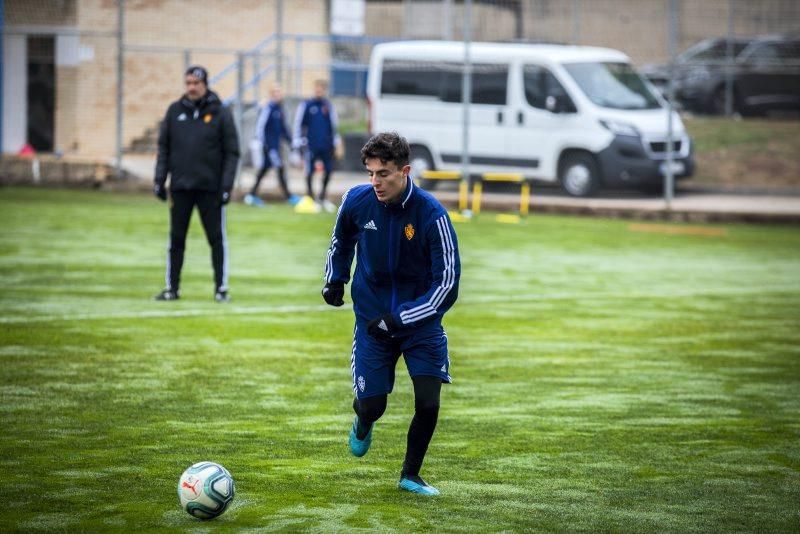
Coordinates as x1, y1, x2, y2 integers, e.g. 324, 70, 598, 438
203, 113, 212, 123
404, 223, 415, 241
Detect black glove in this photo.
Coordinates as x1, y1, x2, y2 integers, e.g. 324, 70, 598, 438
154, 183, 167, 201
367, 313, 398, 341
219, 190, 231, 206
321, 282, 345, 307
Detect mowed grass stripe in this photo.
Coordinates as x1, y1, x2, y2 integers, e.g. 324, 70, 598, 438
1, 187, 799, 532
2, 283, 799, 324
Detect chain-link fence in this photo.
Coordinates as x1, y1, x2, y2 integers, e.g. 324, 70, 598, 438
3, 0, 798, 194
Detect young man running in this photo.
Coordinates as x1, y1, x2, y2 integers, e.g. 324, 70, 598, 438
321, 132, 461, 495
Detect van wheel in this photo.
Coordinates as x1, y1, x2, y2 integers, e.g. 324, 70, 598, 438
560, 153, 600, 197
410, 146, 436, 190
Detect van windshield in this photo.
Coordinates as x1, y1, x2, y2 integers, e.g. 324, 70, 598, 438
563, 62, 661, 110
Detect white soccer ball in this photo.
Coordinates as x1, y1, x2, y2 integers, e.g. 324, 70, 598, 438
177, 461, 235, 520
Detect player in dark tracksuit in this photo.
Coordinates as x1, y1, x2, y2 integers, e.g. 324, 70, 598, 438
153, 66, 240, 302
246, 85, 297, 206
292, 79, 341, 212
321, 132, 461, 496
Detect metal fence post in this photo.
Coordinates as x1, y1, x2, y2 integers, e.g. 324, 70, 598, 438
183, 49, 191, 72
295, 36, 303, 96
253, 52, 260, 103
443, 0, 453, 41
572, 0, 581, 45
664, 0, 678, 210
725, 0, 735, 116
235, 51, 244, 188
0, 0, 5, 153
460, 0, 472, 212
276, 0, 283, 84
403, 0, 412, 38
115, 0, 125, 179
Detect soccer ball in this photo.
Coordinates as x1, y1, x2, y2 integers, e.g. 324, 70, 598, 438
177, 461, 235, 520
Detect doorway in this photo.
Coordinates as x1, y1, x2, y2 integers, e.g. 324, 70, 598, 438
27, 36, 55, 152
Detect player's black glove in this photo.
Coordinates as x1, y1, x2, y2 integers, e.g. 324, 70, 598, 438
367, 313, 398, 341
154, 183, 167, 201
321, 282, 345, 307
219, 190, 231, 206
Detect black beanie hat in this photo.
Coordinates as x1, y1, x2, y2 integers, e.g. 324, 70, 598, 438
185, 65, 209, 85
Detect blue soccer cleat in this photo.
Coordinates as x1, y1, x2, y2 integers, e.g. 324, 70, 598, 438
245, 194, 265, 207
287, 194, 301, 206
398, 475, 440, 496
348, 416, 372, 457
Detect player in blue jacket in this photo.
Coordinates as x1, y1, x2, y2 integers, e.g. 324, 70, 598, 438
292, 79, 341, 212
246, 85, 298, 207
321, 132, 461, 496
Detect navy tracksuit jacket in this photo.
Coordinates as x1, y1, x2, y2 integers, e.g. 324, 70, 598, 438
255, 101, 291, 149
325, 178, 460, 333
292, 97, 339, 152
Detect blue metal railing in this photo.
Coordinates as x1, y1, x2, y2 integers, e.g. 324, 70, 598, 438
212, 32, 394, 103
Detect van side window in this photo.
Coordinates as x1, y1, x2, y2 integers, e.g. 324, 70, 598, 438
473, 65, 509, 105
523, 65, 576, 112
382, 60, 508, 105
381, 60, 442, 98
440, 64, 464, 103
442, 64, 508, 105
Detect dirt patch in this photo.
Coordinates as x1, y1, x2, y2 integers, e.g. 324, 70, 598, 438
628, 223, 728, 237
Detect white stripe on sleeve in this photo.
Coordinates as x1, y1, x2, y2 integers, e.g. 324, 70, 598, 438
399, 216, 455, 324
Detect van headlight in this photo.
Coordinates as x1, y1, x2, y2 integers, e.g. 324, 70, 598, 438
599, 119, 640, 137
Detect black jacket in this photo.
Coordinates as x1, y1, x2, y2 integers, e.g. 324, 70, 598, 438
155, 90, 240, 193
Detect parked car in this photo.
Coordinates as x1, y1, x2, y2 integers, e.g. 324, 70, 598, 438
368, 41, 694, 197
642, 36, 800, 115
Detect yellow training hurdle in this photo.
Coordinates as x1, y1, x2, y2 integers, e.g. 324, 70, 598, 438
471, 173, 530, 223
420, 170, 470, 222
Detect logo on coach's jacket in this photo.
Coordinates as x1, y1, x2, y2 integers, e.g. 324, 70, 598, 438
404, 223, 415, 241
177, 113, 187, 121
203, 113, 212, 123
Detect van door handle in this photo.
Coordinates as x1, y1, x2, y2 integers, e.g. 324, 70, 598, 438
517, 112, 524, 125
497, 111, 504, 124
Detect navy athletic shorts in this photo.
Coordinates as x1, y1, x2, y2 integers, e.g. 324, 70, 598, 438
350, 322, 452, 399
305, 148, 334, 174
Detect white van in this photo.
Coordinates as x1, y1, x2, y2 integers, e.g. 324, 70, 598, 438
367, 41, 694, 197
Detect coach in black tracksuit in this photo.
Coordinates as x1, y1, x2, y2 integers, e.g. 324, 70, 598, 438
153, 66, 240, 302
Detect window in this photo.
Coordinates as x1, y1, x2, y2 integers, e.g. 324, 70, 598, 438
472, 65, 509, 105
680, 39, 749, 63
440, 65, 464, 103
746, 43, 781, 64
381, 60, 442, 97
563, 62, 660, 110
523, 65, 575, 111
381, 60, 508, 105
777, 41, 800, 62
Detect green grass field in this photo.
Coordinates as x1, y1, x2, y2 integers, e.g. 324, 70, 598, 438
1, 187, 799, 532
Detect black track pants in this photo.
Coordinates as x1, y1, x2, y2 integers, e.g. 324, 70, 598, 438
166, 189, 228, 292
352, 375, 442, 477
